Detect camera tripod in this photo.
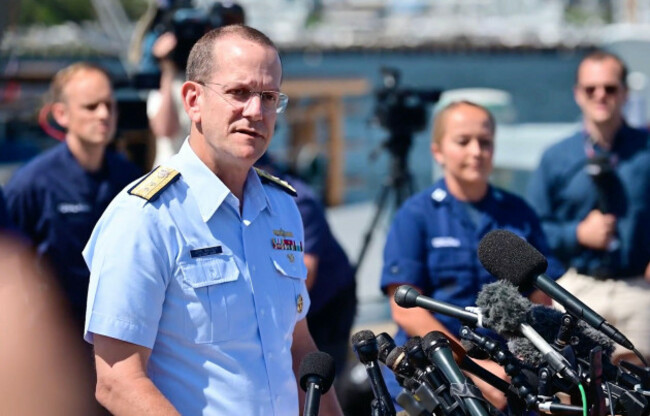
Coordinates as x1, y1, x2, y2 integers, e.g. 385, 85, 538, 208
355, 133, 416, 276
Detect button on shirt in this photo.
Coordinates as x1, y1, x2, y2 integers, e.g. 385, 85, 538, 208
84, 140, 310, 416
4, 142, 141, 319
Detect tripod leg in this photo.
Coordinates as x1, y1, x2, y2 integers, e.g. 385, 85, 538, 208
394, 171, 414, 209
355, 184, 392, 276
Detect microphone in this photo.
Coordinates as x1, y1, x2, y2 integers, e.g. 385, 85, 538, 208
402, 337, 466, 416
505, 305, 615, 368
586, 156, 620, 253
351, 330, 396, 416
586, 154, 615, 214
376, 332, 397, 364
459, 325, 538, 412
472, 279, 614, 364
476, 280, 581, 385
394, 285, 482, 327
407, 332, 510, 397
528, 305, 615, 360
477, 229, 635, 351
299, 351, 336, 416
421, 331, 490, 416
395, 390, 430, 416
460, 338, 491, 360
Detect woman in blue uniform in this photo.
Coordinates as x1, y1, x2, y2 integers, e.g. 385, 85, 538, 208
380, 101, 564, 408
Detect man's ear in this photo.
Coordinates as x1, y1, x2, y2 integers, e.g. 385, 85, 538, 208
50, 102, 69, 129
181, 81, 202, 123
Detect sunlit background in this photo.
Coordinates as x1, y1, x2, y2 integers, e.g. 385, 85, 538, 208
2, 0, 650, 323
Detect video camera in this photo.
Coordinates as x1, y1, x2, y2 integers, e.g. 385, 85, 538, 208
160, 1, 245, 70
373, 67, 441, 144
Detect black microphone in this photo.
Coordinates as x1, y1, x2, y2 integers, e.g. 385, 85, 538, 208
406, 333, 511, 399
386, 346, 418, 385
477, 229, 635, 351
384, 345, 444, 415
394, 285, 482, 326
299, 351, 336, 416
376, 332, 397, 364
460, 338, 491, 360
459, 325, 538, 412
351, 330, 396, 416
506, 305, 615, 368
476, 280, 581, 385
402, 337, 466, 416
528, 305, 615, 359
421, 331, 490, 416
472, 279, 615, 364
586, 154, 615, 214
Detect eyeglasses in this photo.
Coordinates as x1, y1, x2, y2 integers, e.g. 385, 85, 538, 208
197, 81, 289, 114
580, 84, 621, 98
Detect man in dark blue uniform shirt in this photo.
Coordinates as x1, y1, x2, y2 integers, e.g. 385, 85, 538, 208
5, 62, 141, 328
527, 51, 650, 364
0, 187, 9, 230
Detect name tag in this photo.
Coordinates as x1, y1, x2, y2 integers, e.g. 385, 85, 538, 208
58, 203, 91, 214
431, 237, 461, 248
190, 246, 223, 258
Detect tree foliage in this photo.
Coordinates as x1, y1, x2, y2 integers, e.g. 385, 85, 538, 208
17, 0, 149, 26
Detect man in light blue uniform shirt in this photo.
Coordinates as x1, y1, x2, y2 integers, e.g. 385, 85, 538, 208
84, 25, 342, 416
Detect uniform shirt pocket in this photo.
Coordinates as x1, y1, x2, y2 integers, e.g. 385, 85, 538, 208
427, 246, 476, 294
270, 252, 309, 333
180, 255, 240, 344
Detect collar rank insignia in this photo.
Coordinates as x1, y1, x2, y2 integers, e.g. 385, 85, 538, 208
254, 168, 297, 197
129, 166, 180, 201
296, 294, 304, 313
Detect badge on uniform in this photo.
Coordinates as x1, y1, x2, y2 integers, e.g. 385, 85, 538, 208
287, 253, 295, 263
190, 246, 223, 258
296, 294, 304, 313
271, 232, 304, 252
431, 236, 461, 248
273, 228, 293, 238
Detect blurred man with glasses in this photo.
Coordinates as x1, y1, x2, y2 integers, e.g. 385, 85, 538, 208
527, 50, 650, 365
82, 25, 342, 415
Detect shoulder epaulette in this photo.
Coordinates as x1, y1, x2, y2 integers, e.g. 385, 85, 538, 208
254, 167, 297, 197
128, 166, 180, 201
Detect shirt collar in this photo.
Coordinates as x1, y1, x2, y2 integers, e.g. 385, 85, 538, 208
243, 168, 273, 218
167, 139, 270, 222
167, 139, 229, 222
581, 121, 632, 154
431, 178, 502, 206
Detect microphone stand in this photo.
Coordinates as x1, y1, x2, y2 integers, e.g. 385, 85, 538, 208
554, 313, 578, 350
370, 399, 384, 416
588, 347, 607, 416
459, 326, 535, 412
460, 326, 585, 415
